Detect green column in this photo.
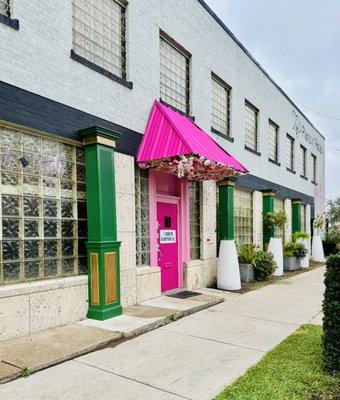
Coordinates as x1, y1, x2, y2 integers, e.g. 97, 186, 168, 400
79, 126, 122, 320
218, 178, 237, 241
262, 189, 276, 247
292, 198, 302, 234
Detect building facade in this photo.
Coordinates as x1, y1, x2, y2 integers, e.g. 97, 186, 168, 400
0, 0, 325, 340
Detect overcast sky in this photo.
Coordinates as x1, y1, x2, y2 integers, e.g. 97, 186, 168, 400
205, 0, 340, 201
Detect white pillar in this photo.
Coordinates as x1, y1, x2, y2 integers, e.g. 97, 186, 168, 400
284, 199, 292, 244
253, 191, 263, 249
306, 205, 311, 256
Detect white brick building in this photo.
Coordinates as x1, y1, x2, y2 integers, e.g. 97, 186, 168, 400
0, 0, 325, 340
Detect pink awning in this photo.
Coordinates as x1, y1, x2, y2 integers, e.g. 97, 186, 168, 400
137, 101, 248, 181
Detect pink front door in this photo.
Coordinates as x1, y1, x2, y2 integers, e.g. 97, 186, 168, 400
157, 202, 179, 292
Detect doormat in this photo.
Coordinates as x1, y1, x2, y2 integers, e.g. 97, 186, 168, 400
167, 291, 201, 299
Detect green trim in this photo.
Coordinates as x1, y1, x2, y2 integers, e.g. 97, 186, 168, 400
262, 190, 276, 245
218, 179, 236, 240
292, 199, 302, 233
81, 127, 122, 320
79, 125, 123, 142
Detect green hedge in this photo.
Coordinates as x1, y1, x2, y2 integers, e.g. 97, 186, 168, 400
323, 254, 340, 374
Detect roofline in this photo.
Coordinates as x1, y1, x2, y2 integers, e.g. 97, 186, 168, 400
197, 0, 325, 140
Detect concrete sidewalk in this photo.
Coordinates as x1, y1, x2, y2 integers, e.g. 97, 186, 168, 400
0, 267, 325, 400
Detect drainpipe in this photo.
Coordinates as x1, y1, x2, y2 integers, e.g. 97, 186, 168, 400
79, 126, 122, 320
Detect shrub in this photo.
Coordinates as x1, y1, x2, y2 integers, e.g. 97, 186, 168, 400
253, 251, 276, 281
323, 254, 340, 375
292, 231, 310, 242
264, 210, 287, 231
238, 243, 260, 264
283, 242, 307, 259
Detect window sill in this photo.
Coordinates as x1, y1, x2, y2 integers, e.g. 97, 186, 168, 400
70, 50, 133, 89
244, 145, 261, 156
211, 127, 234, 142
0, 14, 19, 30
300, 174, 308, 181
286, 167, 296, 174
268, 158, 281, 167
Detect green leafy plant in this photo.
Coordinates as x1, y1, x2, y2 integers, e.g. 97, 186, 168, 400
169, 314, 178, 322
238, 243, 260, 264
252, 251, 276, 281
292, 231, 310, 242
313, 214, 325, 230
322, 254, 340, 375
264, 210, 287, 237
21, 367, 30, 378
283, 242, 308, 259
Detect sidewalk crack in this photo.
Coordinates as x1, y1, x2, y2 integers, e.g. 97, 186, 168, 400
73, 359, 193, 400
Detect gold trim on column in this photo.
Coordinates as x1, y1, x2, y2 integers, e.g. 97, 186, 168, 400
105, 252, 117, 304
83, 135, 116, 148
90, 253, 99, 305
218, 179, 236, 187
262, 191, 276, 197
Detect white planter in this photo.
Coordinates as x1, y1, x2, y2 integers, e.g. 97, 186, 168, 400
312, 235, 325, 262
268, 237, 283, 276
217, 240, 241, 290
298, 238, 309, 268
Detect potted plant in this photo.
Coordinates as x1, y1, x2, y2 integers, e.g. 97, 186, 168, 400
283, 242, 307, 270
252, 250, 276, 281
264, 210, 287, 276
312, 214, 325, 262
292, 231, 310, 268
238, 243, 259, 282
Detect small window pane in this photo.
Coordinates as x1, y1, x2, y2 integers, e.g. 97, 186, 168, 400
0, 0, 10, 17
311, 155, 317, 183
189, 181, 201, 260
72, 0, 126, 78
268, 121, 279, 162
211, 77, 230, 137
135, 167, 150, 267
245, 102, 258, 151
286, 135, 295, 170
234, 189, 253, 244
300, 146, 306, 177
160, 37, 190, 114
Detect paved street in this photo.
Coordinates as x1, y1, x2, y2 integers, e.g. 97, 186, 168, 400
0, 268, 324, 400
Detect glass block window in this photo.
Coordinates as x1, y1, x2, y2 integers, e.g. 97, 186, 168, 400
189, 181, 201, 260
268, 120, 279, 162
72, 0, 126, 79
160, 36, 190, 114
0, 126, 87, 285
286, 134, 295, 171
245, 101, 258, 151
234, 189, 253, 244
274, 197, 285, 240
0, 0, 10, 17
300, 145, 307, 177
211, 76, 231, 138
311, 154, 317, 183
301, 204, 307, 232
135, 167, 150, 267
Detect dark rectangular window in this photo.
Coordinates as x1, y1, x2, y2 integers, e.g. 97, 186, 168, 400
268, 120, 279, 163
311, 154, 317, 183
160, 34, 190, 115
300, 145, 307, 177
72, 0, 127, 79
245, 101, 258, 151
0, 0, 10, 17
211, 74, 231, 138
286, 134, 295, 171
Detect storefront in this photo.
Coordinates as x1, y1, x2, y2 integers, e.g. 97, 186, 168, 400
136, 100, 247, 294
